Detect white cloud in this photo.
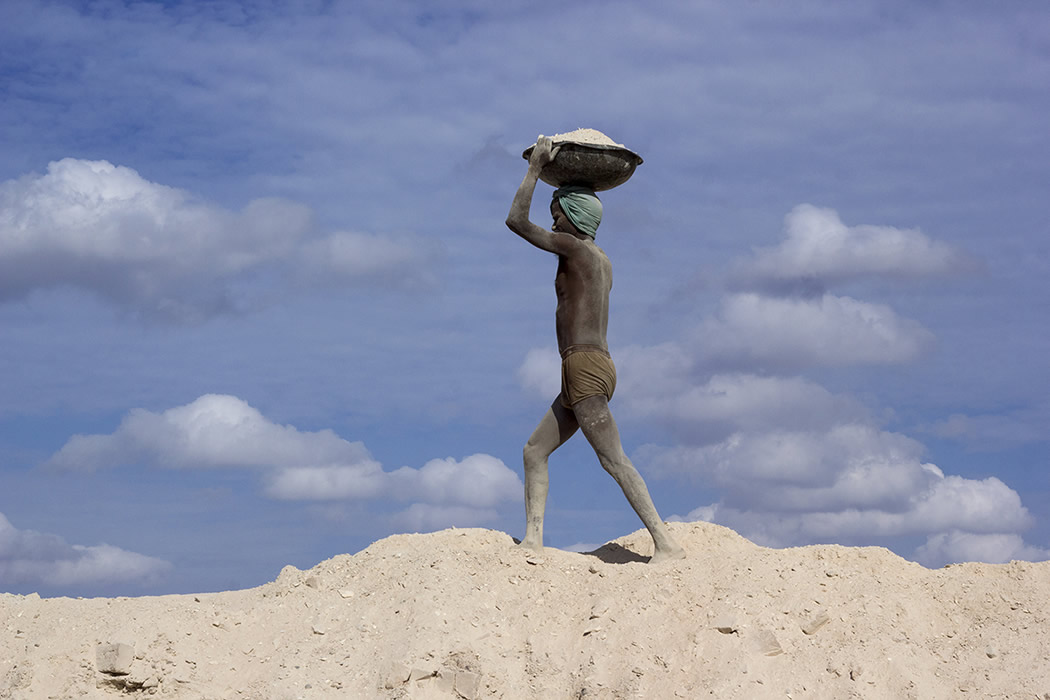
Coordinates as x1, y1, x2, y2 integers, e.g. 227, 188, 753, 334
0, 159, 432, 321
659, 427, 1039, 565
914, 530, 1050, 568
625, 372, 868, 442
517, 347, 560, 399
45, 394, 371, 472
611, 342, 698, 398
267, 454, 522, 510
389, 504, 503, 533
388, 454, 523, 509
0, 512, 171, 588
655, 425, 1032, 534
641, 423, 928, 498
697, 293, 935, 368
45, 395, 522, 512
735, 204, 970, 291
264, 464, 387, 501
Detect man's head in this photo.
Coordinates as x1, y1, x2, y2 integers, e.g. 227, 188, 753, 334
551, 186, 602, 240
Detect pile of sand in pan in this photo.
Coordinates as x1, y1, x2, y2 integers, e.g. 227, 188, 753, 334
551, 128, 625, 147
2, 521, 1048, 698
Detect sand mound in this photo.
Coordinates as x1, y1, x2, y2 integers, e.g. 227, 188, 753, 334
2, 522, 1048, 698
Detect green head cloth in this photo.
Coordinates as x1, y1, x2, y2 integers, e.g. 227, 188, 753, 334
552, 185, 602, 239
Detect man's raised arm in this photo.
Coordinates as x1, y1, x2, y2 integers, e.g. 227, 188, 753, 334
506, 136, 573, 255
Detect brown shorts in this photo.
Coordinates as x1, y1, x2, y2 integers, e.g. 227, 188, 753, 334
560, 344, 617, 408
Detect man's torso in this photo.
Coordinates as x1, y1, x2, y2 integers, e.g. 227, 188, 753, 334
554, 241, 612, 353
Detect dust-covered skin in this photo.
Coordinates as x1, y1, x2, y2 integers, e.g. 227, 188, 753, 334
506, 136, 685, 563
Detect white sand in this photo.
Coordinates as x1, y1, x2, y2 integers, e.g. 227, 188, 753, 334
2, 522, 1048, 698
551, 128, 625, 147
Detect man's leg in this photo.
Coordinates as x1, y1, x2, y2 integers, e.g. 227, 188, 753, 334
572, 395, 686, 562
520, 396, 579, 551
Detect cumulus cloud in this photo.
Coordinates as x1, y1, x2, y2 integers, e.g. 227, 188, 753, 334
263, 464, 388, 501
734, 204, 971, 293
624, 370, 868, 444
45, 393, 372, 472
387, 454, 523, 509
390, 504, 503, 532
0, 159, 433, 321
44, 395, 521, 522
658, 427, 1039, 566
696, 293, 935, 369
0, 512, 171, 588
642, 423, 932, 501
914, 530, 1050, 568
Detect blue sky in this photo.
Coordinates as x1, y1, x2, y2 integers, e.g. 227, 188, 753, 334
1, 0, 1047, 596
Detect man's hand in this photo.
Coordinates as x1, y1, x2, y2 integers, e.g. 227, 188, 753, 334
529, 135, 561, 170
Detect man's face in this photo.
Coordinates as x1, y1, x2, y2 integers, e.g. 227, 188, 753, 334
550, 201, 580, 236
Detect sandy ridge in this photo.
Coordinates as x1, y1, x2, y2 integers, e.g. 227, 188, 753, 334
2, 521, 1048, 698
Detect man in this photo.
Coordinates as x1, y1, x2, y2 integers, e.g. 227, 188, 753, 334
505, 135, 685, 563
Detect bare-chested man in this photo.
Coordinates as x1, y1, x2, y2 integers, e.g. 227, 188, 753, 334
505, 136, 685, 563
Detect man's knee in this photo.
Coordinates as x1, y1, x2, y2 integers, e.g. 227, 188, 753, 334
523, 440, 547, 468
596, 450, 631, 477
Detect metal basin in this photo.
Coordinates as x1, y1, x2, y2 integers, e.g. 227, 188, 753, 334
521, 141, 644, 191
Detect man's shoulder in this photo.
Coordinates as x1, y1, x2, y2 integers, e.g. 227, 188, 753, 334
562, 237, 607, 258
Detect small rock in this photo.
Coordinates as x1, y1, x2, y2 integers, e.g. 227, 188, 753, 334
589, 597, 613, 619
713, 614, 739, 634
748, 627, 784, 657
432, 670, 455, 693
312, 624, 326, 635
96, 642, 134, 676
304, 576, 322, 589
454, 670, 481, 699
802, 611, 830, 635
383, 662, 411, 689
339, 589, 354, 599
985, 647, 998, 659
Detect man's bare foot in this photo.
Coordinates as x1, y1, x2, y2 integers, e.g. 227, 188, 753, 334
517, 538, 544, 553
649, 544, 686, 564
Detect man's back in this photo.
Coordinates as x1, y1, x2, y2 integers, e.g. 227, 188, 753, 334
554, 243, 612, 352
